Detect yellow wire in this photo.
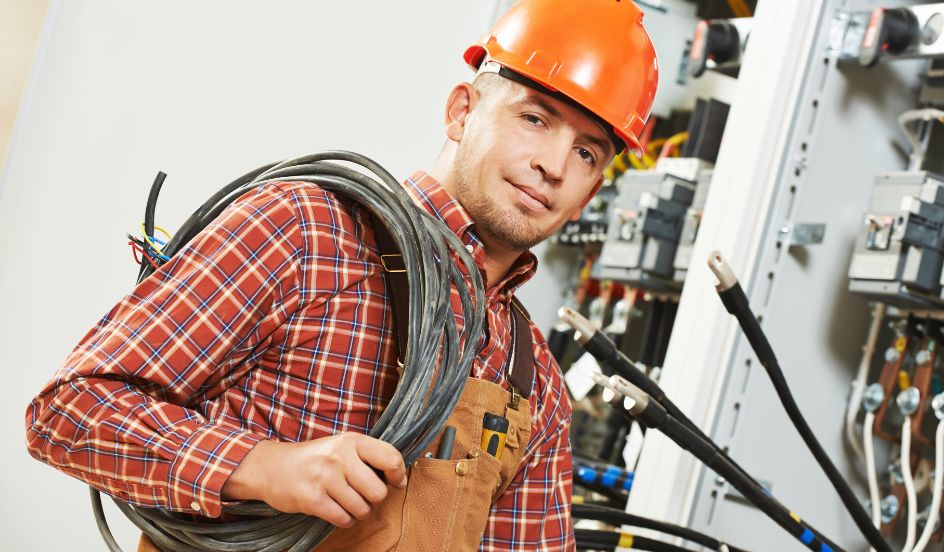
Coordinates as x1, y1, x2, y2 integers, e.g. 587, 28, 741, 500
140, 223, 172, 255
665, 131, 689, 147
153, 225, 173, 241
647, 138, 666, 155
726, 0, 751, 18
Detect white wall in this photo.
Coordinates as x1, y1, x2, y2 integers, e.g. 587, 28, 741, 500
0, 2, 498, 549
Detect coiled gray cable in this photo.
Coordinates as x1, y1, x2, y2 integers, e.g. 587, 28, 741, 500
90, 151, 486, 551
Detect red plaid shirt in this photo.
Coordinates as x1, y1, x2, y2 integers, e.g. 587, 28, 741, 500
25, 171, 575, 551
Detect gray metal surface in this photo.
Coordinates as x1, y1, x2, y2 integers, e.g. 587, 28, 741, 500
685, 0, 928, 549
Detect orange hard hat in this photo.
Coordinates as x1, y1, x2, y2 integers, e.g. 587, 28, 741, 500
463, 0, 659, 155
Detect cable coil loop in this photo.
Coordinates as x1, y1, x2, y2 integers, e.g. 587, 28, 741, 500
91, 151, 486, 552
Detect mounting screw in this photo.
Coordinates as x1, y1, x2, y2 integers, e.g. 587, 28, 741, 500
932, 393, 944, 421
880, 495, 900, 524
897, 387, 921, 416
885, 347, 900, 363
862, 383, 885, 412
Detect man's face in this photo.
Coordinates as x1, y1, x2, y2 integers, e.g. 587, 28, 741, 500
445, 76, 614, 252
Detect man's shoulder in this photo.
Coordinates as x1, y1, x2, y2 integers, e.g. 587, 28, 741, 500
260, 180, 370, 232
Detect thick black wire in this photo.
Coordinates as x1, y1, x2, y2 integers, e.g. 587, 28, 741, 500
629, 398, 843, 552
579, 330, 840, 548
90, 151, 486, 551
137, 171, 166, 283
574, 529, 696, 552
571, 503, 749, 551
717, 282, 892, 552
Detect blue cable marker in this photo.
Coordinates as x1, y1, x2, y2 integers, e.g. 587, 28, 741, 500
819, 543, 833, 552
601, 471, 618, 488
800, 528, 815, 545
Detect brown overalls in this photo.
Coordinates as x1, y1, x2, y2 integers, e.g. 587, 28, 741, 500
138, 218, 536, 552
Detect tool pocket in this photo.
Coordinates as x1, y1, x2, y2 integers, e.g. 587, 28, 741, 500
397, 447, 502, 552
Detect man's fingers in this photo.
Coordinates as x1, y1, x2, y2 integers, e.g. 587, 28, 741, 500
326, 479, 373, 520
353, 436, 407, 487
310, 498, 354, 528
347, 460, 390, 504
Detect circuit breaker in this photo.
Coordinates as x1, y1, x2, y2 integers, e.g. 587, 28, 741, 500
596, 164, 712, 291
849, 171, 944, 307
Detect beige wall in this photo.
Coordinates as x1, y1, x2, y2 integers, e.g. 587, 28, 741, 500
0, 0, 50, 171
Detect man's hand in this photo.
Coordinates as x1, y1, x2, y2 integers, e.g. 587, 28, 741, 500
221, 433, 408, 528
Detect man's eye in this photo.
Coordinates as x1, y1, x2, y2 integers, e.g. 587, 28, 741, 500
576, 147, 596, 166
523, 114, 545, 127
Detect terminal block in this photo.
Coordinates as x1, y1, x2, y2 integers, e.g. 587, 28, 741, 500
596, 164, 710, 292
849, 171, 944, 307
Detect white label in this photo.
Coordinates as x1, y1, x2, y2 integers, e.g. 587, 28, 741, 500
564, 353, 602, 401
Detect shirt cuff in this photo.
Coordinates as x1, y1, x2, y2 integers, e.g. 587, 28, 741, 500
167, 423, 264, 517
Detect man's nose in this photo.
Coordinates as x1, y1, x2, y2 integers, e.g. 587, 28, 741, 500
531, 135, 570, 183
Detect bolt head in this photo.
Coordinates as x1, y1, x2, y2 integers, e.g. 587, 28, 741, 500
880, 495, 900, 523
917, 350, 932, 365
932, 393, 944, 421
862, 383, 885, 412
885, 348, 899, 363
897, 387, 921, 416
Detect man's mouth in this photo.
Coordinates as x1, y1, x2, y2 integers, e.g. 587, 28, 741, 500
508, 181, 550, 211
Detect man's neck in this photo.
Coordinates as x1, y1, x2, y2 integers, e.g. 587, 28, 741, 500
477, 229, 524, 290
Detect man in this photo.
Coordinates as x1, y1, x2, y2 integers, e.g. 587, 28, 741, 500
25, 0, 657, 550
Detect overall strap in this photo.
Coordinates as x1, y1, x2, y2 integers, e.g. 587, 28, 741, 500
369, 213, 535, 400
369, 215, 409, 367
508, 298, 535, 401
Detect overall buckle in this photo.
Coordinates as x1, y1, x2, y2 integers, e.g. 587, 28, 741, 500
509, 385, 521, 410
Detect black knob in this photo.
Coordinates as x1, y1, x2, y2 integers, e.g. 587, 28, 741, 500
860, 7, 919, 67
689, 20, 742, 78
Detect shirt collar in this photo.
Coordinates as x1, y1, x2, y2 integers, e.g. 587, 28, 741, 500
403, 171, 539, 296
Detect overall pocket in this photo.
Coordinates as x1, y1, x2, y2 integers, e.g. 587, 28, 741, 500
398, 447, 502, 552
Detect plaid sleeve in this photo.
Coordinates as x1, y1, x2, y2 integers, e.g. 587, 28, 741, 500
24, 183, 309, 517
481, 344, 576, 551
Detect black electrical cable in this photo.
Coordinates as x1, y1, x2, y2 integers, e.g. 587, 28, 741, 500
621, 388, 843, 552
575, 529, 697, 552
708, 252, 892, 552
90, 151, 487, 552
138, 171, 166, 282
560, 307, 846, 549
572, 503, 750, 551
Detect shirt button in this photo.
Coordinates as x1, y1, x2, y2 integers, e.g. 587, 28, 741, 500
465, 244, 474, 253
190, 501, 201, 512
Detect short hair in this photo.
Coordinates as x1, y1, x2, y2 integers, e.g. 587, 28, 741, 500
472, 71, 514, 102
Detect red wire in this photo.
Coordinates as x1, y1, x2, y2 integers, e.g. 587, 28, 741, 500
128, 241, 159, 270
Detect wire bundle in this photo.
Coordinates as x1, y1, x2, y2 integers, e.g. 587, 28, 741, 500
558, 307, 845, 551
707, 252, 891, 552
572, 503, 747, 551
90, 151, 487, 552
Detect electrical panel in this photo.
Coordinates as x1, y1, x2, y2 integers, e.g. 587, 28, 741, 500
637, 1, 944, 550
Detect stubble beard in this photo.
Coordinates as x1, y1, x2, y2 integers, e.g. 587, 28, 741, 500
452, 170, 551, 251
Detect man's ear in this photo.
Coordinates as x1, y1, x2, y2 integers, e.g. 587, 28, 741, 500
569, 176, 605, 221
444, 83, 478, 142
